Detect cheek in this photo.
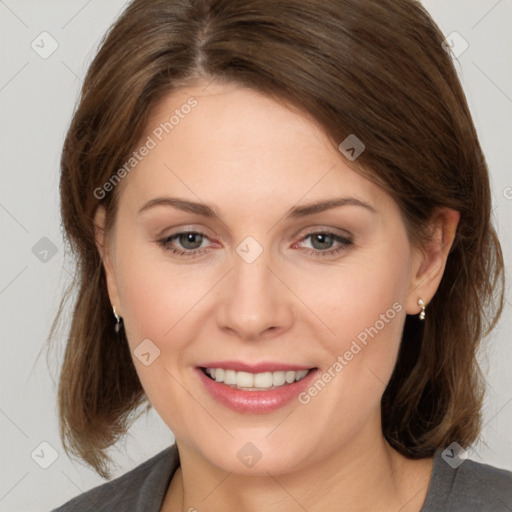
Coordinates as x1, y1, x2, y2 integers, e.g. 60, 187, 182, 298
286, 248, 410, 450
300, 237, 411, 394
303, 252, 408, 350
112, 248, 212, 434
112, 230, 208, 342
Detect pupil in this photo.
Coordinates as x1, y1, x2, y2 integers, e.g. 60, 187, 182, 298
312, 234, 332, 250
180, 233, 203, 249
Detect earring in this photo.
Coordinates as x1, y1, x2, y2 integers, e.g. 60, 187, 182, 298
113, 306, 123, 333
417, 298, 426, 320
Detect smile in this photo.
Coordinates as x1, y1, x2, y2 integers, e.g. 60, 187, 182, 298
202, 367, 311, 390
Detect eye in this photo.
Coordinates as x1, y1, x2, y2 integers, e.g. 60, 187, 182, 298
157, 229, 353, 259
295, 231, 353, 257
308, 233, 336, 250
175, 232, 205, 250
157, 231, 212, 257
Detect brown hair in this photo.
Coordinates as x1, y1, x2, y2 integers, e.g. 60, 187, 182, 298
51, 0, 504, 478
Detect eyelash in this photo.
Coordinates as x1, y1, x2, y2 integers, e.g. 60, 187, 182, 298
157, 230, 353, 258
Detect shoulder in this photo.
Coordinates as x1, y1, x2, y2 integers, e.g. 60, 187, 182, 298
51, 444, 179, 512
422, 448, 512, 512
452, 456, 512, 509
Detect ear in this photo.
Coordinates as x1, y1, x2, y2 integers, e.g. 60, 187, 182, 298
94, 206, 122, 315
406, 207, 460, 315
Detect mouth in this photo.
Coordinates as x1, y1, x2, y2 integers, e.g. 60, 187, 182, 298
196, 360, 320, 413
200, 366, 315, 391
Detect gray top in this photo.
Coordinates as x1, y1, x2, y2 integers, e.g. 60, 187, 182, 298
52, 445, 512, 511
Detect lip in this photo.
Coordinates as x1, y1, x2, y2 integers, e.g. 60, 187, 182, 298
196, 365, 319, 414
197, 360, 313, 373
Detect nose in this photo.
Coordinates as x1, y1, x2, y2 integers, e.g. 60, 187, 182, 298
215, 249, 294, 342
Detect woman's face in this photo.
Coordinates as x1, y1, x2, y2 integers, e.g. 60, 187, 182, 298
100, 82, 424, 475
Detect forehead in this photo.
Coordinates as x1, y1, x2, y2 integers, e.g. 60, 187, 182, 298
118, 82, 389, 215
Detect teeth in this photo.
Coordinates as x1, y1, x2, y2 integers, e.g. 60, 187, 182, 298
224, 369, 237, 385
204, 368, 310, 390
272, 371, 286, 386
236, 371, 254, 388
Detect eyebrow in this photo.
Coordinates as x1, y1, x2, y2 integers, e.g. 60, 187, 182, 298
138, 197, 217, 217
137, 196, 376, 218
285, 197, 376, 218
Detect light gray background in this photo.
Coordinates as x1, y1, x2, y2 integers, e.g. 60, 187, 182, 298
0, 1, 511, 511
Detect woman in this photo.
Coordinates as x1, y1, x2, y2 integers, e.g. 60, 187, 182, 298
51, 0, 512, 510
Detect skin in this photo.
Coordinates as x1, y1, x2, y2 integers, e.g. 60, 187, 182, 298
95, 82, 459, 512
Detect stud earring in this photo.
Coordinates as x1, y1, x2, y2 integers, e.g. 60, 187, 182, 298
417, 298, 426, 320
113, 306, 123, 333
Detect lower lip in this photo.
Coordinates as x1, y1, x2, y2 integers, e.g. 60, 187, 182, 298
196, 367, 319, 413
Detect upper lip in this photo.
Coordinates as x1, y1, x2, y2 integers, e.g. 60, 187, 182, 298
198, 361, 315, 373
